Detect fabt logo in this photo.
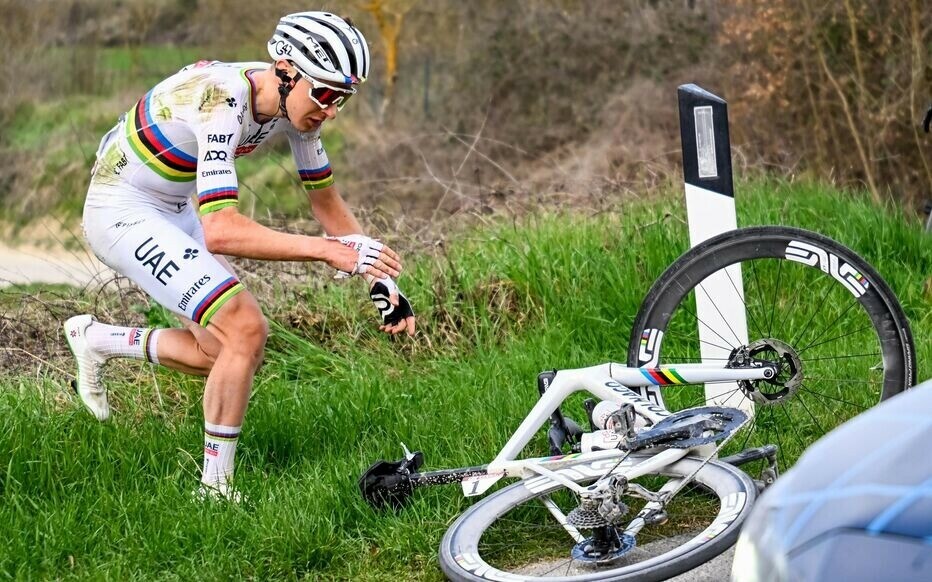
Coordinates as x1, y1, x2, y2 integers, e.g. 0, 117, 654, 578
207, 133, 234, 144
114, 153, 128, 175
203, 150, 228, 162
134, 237, 180, 286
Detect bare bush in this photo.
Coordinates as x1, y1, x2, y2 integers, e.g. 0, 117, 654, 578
721, 0, 932, 204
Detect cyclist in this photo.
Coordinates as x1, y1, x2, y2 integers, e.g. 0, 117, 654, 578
63, 12, 415, 500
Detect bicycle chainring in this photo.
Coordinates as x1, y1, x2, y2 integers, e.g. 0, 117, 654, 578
628, 406, 749, 449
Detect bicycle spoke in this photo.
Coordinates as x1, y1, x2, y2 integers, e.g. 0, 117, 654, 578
804, 377, 882, 385
697, 283, 744, 347
797, 299, 859, 353
723, 265, 764, 341
798, 385, 869, 412
797, 392, 828, 436
766, 258, 783, 336
715, 387, 746, 408
790, 278, 839, 348
777, 402, 809, 456
801, 352, 880, 363
767, 406, 787, 469
798, 323, 877, 355
738, 416, 758, 452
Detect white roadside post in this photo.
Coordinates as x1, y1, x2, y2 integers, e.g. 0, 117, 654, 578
677, 84, 753, 414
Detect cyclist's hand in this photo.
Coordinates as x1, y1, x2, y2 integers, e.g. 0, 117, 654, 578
369, 277, 416, 336
326, 234, 402, 280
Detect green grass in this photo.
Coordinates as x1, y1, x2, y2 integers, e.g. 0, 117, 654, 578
0, 179, 930, 580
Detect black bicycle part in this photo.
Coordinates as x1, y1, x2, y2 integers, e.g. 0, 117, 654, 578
358, 450, 424, 510
583, 398, 599, 431
538, 370, 585, 454
623, 406, 748, 450
570, 529, 637, 566
733, 339, 803, 405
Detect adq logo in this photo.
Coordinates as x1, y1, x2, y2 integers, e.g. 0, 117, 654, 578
203, 150, 228, 162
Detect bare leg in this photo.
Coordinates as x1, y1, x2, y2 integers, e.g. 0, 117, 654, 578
199, 291, 268, 426
154, 320, 223, 376
151, 253, 237, 376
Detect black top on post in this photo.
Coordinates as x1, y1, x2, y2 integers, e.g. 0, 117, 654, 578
677, 84, 734, 198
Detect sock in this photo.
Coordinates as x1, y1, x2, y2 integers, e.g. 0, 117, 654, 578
85, 322, 161, 364
202, 422, 241, 488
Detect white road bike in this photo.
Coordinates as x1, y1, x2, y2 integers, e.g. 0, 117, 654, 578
359, 226, 915, 581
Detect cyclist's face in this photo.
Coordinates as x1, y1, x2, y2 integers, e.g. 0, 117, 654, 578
289, 77, 341, 132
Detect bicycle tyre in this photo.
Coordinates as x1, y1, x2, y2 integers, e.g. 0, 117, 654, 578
626, 225, 915, 467
439, 455, 756, 582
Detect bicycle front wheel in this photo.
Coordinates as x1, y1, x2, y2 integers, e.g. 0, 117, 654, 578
439, 455, 756, 582
627, 225, 915, 469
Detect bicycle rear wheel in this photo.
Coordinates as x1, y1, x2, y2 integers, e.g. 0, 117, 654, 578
439, 455, 756, 582
627, 226, 915, 469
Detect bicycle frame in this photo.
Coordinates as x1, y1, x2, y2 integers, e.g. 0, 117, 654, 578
438, 361, 765, 547
453, 362, 772, 497
360, 359, 773, 509
492, 362, 771, 466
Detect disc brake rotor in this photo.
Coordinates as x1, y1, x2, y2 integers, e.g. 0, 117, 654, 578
735, 338, 804, 406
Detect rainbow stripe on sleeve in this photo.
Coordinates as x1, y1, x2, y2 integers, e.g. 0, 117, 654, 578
299, 165, 334, 191
198, 187, 239, 215
125, 91, 197, 182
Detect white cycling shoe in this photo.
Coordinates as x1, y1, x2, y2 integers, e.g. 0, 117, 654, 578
63, 314, 110, 421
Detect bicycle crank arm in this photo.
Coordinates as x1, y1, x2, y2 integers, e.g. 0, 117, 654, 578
410, 465, 502, 497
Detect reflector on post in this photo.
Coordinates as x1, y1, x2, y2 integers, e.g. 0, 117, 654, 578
677, 84, 752, 414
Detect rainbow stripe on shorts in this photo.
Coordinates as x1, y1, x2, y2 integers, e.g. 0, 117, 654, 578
192, 276, 244, 326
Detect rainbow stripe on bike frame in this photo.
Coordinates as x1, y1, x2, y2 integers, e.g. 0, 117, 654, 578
640, 368, 688, 386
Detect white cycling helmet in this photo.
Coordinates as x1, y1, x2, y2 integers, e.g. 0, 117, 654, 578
268, 12, 370, 85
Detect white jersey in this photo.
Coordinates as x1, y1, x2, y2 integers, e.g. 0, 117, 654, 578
92, 60, 334, 214
82, 60, 340, 327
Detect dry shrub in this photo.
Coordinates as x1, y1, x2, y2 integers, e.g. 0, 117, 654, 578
721, 0, 932, 203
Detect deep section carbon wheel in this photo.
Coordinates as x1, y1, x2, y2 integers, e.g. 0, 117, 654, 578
626, 226, 915, 469
439, 455, 756, 581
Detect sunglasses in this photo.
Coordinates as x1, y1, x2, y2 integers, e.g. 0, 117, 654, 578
307, 76, 356, 111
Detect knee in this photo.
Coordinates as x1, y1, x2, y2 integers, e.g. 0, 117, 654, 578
241, 312, 270, 358
211, 293, 269, 361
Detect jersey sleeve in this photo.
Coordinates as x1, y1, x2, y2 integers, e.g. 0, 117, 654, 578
286, 125, 334, 192
191, 81, 249, 215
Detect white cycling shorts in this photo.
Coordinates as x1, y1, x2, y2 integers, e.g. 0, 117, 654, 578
83, 178, 245, 327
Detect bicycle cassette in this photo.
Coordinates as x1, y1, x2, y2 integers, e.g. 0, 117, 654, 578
625, 406, 748, 450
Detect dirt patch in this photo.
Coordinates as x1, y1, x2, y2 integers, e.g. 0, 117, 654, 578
0, 241, 114, 288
